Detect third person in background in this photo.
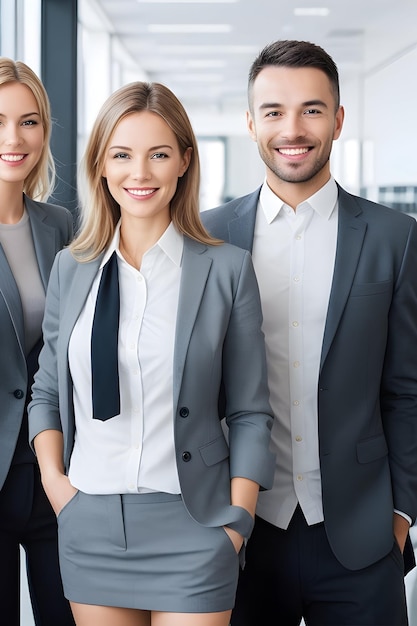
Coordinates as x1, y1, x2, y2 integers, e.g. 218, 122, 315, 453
202, 39, 417, 626
0, 57, 74, 626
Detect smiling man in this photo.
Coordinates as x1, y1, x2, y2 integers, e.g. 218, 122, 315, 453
202, 39, 417, 626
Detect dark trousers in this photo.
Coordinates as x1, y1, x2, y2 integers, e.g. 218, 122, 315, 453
0, 463, 75, 626
231, 506, 409, 626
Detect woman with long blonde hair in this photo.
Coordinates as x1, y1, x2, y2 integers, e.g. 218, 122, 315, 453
29, 81, 275, 626
0, 57, 74, 625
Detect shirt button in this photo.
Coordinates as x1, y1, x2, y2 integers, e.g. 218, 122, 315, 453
292, 321, 299, 327
296, 474, 303, 481
293, 276, 300, 282
296, 235, 302, 240
295, 436, 302, 442
293, 361, 300, 368
293, 400, 300, 406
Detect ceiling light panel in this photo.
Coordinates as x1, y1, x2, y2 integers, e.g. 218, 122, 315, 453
147, 23, 232, 32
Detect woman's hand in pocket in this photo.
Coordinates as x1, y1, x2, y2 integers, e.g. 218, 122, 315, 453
223, 526, 245, 553
42, 472, 78, 516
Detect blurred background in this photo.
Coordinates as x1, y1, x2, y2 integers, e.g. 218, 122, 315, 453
1, 0, 416, 623
1, 0, 416, 214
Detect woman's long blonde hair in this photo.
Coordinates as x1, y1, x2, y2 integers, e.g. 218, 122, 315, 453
71, 81, 221, 261
0, 57, 55, 200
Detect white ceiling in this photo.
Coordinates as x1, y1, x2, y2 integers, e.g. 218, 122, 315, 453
92, 0, 417, 112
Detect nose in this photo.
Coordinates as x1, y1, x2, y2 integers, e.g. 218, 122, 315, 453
131, 158, 152, 181
3, 123, 23, 147
280, 113, 306, 141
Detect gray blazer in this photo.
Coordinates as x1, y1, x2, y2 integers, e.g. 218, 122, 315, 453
28, 236, 275, 538
0, 196, 73, 490
202, 184, 417, 571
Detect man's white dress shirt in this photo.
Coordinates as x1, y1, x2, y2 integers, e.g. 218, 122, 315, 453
253, 177, 338, 528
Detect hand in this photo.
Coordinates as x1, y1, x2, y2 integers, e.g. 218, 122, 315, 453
42, 472, 78, 516
223, 526, 245, 553
393, 512, 410, 553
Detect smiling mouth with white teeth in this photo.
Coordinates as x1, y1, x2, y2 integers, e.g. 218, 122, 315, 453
1, 154, 26, 161
278, 148, 310, 156
126, 188, 157, 196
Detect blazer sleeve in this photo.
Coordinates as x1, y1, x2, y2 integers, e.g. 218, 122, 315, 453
222, 250, 275, 491
381, 217, 417, 523
28, 251, 65, 445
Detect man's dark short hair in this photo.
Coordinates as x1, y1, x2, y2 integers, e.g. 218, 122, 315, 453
248, 39, 340, 112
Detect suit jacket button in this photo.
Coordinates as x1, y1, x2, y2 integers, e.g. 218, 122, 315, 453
13, 389, 25, 399
182, 451, 191, 462
179, 407, 189, 418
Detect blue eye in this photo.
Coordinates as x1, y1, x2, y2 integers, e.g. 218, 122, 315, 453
151, 152, 168, 159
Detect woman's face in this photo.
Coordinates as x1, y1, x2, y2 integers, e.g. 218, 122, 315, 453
0, 82, 44, 188
102, 110, 190, 229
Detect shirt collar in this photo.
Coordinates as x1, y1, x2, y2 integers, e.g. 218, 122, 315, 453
260, 176, 338, 224
100, 220, 184, 269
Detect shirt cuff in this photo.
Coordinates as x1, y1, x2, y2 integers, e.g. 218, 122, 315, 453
394, 509, 412, 525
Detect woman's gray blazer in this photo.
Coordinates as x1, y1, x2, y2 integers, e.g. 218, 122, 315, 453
28, 236, 275, 537
0, 196, 73, 490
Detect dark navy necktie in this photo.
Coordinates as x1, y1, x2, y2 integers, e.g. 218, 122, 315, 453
91, 251, 120, 421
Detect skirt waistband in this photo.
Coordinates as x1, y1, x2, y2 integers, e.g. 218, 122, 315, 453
120, 492, 181, 504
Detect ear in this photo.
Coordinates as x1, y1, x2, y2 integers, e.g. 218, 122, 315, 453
246, 110, 257, 142
333, 105, 345, 140
179, 146, 192, 177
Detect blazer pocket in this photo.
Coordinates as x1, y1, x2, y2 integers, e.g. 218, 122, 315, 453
199, 435, 229, 466
350, 279, 392, 297
356, 434, 388, 464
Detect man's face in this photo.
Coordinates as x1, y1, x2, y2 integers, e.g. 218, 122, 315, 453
247, 66, 344, 196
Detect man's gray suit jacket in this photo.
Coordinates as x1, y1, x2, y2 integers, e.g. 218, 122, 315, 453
202, 184, 417, 573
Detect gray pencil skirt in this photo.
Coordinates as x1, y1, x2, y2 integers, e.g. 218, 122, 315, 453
57, 490, 240, 612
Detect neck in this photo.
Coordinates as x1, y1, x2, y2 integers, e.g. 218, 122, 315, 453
266, 170, 331, 211
119, 213, 171, 269
0, 183, 25, 224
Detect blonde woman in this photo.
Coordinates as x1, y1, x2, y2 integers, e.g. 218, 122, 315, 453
0, 58, 74, 625
29, 81, 275, 626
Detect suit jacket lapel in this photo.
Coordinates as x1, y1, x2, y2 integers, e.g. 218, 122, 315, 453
173, 237, 212, 408
59, 256, 102, 355
0, 197, 52, 353
227, 189, 260, 252
320, 187, 367, 368
0, 244, 25, 352
25, 196, 58, 289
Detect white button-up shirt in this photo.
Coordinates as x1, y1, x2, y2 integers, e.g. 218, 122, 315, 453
68, 221, 183, 495
253, 177, 338, 528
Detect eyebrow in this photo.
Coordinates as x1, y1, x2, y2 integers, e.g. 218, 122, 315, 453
259, 99, 329, 110
108, 144, 174, 151
0, 111, 41, 118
